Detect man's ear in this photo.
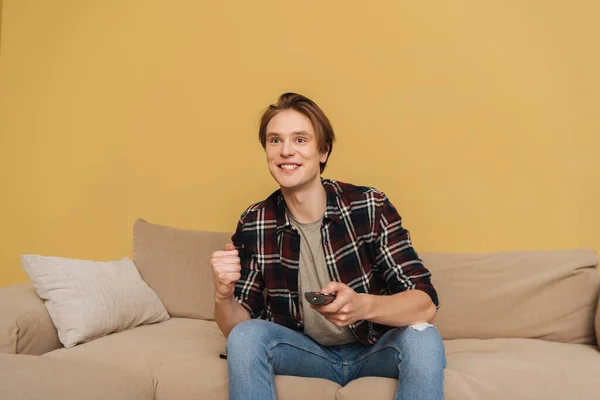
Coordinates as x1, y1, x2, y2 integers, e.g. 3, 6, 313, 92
320, 145, 330, 163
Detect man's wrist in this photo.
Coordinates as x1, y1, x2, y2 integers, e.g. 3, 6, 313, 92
359, 294, 377, 322
215, 294, 235, 304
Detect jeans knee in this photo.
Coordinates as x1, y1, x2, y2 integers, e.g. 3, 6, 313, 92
393, 326, 447, 373
226, 319, 271, 356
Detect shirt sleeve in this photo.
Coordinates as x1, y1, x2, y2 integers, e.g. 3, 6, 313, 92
231, 218, 265, 319
375, 195, 440, 309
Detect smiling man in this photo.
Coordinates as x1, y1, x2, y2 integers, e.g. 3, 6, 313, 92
210, 93, 446, 400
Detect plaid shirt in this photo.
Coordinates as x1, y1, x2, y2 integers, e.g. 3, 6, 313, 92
232, 179, 439, 345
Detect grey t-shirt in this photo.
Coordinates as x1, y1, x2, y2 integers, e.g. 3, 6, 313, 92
289, 213, 357, 346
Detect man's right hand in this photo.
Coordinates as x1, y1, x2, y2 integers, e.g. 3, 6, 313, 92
211, 243, 242, 300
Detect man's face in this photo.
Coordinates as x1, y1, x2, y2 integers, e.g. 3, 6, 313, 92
265, 109, 328, 190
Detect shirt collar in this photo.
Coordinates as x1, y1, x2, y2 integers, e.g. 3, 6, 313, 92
275, 179, 342, 233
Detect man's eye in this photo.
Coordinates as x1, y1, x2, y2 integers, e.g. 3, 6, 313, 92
297, 138, 306, 143
270, 138, 280, 144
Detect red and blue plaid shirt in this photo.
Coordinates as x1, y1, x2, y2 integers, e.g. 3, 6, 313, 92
232, 179, 439, 345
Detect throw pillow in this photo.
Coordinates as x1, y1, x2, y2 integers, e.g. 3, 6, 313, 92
21, 255, 169, 348
133, 218, 232, 320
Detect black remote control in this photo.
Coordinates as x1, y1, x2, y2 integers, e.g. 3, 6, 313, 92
304, 291, 336, 305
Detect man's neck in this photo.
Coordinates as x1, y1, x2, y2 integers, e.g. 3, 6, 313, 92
281, 178, 326, 224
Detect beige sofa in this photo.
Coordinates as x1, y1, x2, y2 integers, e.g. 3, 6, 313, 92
1, 219, 599, 400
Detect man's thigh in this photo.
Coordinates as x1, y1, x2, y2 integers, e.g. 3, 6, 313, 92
227, 319, 345, 385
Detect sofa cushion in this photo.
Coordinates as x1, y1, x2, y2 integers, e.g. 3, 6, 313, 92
44, 318, 340, 400
0, 283, 61, 355
336, 338, 600, 400
0, 353, 153, 400
443, 338, 600, 399
45, 318, 228, 399
422, 248, 599, 344
43, 318, 600, 400
21, 255, 169, 348
133, 218, 232, 320
596, 290, 600, 349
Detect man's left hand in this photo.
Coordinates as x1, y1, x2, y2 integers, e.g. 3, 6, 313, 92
310, 282, 371, 327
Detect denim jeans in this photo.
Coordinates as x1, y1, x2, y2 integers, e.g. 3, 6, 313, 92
226, 319, 446, 400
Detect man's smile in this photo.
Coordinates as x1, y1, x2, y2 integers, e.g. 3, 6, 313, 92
278, 163, 302, 171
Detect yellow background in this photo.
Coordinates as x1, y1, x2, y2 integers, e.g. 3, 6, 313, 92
1, 1, 598, 287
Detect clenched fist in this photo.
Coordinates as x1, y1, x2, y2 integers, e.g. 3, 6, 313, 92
211, 243, 242, 300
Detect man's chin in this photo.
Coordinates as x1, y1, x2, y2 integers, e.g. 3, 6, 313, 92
269, 170, 295, 186
270, 174, 299, 189
269, 169, 319, 190
275, 177, 323, 192
275, 179, 298, 189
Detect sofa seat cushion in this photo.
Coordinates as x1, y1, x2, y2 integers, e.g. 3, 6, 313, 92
44, 318, 340, 400
336, 338, 600, 400
0, 353, 153, 400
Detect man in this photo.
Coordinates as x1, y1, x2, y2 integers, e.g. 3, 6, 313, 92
210, 93, 446, 400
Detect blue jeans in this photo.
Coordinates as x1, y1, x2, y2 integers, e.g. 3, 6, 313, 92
226, 319, 446, 400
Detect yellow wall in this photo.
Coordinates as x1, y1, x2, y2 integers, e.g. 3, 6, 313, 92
1, 1, 598, 286
0, 0, 3, 53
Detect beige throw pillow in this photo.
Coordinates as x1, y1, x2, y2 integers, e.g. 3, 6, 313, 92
133, 218, 232, 320
21, 255, 169, 348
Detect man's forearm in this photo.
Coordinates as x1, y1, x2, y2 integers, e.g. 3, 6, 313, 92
214, 296, 251, 338
361, 290, 437, 327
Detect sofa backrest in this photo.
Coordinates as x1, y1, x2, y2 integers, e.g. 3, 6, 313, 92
423, 249, 600, 344
133, 219, 599, 344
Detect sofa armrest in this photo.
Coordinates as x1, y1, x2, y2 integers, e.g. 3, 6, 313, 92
0, 283, 62, 355
596, 289, 600, 349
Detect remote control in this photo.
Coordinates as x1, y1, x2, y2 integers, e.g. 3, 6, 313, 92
304, 291, 336, 305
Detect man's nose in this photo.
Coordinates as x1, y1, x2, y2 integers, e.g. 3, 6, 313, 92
281, 141, 295, 156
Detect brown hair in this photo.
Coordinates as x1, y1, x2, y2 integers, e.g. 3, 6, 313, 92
258, 93, 335, 173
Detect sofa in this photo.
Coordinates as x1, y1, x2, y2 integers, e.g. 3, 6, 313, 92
1, 218, 599, 400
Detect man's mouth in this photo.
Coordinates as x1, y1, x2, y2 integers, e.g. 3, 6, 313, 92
278, 164, 301, 170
